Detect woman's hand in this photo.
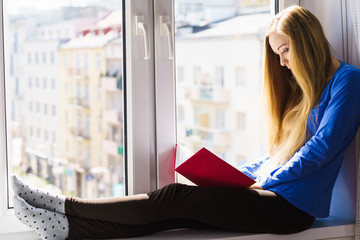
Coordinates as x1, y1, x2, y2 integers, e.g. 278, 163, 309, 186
249, 183, 263, 190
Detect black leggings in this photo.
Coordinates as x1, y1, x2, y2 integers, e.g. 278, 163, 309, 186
65, 183, 315, 239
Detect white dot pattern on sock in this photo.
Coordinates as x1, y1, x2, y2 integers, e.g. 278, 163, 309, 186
13, 195, 69, 240
11, 175, 66, 214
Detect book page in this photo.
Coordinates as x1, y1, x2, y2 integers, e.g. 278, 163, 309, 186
174, 144, 194, 169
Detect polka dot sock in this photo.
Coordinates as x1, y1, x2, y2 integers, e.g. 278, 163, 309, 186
11, 175, 66, 214
13, 195, 69, 240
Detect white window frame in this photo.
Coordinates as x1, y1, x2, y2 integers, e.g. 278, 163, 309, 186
125, 0, 157, 194
153, 0, 176, 188
0, 0, 158, 237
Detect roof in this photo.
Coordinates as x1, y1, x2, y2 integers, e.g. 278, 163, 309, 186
79, 10, 122, 36
181, 13, 272, 39
61, 30, 120, 49
61, 10, 122, 49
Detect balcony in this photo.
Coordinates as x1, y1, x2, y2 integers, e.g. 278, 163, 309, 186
102, 139, 123, 156
68, 127, 91, 141
68, 97, 90, 109
102, 109, 123, 124
101, 76, 122, 91
68, 68, 89, 81
184, 86, 230, 103
186, 126, 231, 148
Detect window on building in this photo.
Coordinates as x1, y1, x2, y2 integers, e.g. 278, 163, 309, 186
37, 128, 41, 138
177, 105, 185, 122
65, 111, 69, 124
193, 66, 201, 85
215, 66, 224, 87
177, 66, 185, 83
44, 130, 48, 141
75, 53, 80, 69
28, 52, 31, 64
216, 109, 225, 129
63, 54, 67, 68
9, 54, 14, 76
13, 33, 18, 52
52, 105, 56, 117
50, 52, 55, 64
14, 77, 19, 96
44, 103, 48, 115
236, 67, 247, 87
194, 3, 203, 12
237, 112, 246, 131
30, 126, 33, 137
36, 102, 40, 113
84, 53, 88, 70
51, 78, 56, 89
96, 54, 101, 70
43, 52, 46, 64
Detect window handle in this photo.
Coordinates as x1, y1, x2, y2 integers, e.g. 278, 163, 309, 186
135, 16, 150, 60
160, 16, 174, 59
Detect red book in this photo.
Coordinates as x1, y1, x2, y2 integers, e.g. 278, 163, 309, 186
174, 144, 256, 188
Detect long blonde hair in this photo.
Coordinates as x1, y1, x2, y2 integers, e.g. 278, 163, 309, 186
262, 6, 332, 168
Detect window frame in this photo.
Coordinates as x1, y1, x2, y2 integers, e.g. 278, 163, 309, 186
124, 0, 158, 195
0, 0, 158, 236
153, 0, 176, 188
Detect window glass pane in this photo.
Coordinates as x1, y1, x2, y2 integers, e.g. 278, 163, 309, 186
5, 0, 125, 202
175, 0, 271, 173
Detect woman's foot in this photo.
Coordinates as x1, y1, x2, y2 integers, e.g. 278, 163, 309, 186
11, 175, 66, 214
13, 195, 69, 240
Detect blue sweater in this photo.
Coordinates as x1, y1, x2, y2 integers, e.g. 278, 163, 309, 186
239, 61, 360, 218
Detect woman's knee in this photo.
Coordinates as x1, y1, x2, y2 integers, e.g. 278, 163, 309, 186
148, 183, 194, 204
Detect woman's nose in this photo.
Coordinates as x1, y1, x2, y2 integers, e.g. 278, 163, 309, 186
280, 56, 286, 66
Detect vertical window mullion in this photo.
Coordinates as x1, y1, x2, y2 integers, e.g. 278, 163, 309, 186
153, 0, 176, 188
125, 0, 157, 195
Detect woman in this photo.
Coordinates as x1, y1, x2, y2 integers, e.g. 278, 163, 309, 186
12, 5, 360, 240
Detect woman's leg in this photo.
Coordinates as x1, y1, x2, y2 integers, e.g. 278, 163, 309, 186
65, 183, 315, 238
67, 217, 212, 239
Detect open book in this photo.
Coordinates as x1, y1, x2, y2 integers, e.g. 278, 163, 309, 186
174, 144, 256, 188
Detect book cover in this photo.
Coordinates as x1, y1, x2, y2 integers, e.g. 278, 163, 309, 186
174, 144, 256, 188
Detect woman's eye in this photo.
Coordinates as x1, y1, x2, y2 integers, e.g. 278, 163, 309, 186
282, 48, 289, 54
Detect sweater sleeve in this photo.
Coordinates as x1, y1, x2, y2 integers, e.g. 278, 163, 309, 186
238, 154, 269, 180
261, 69, 360, 189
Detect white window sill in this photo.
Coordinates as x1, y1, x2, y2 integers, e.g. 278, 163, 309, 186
0, 217, 354, 240
128, 217, 355, 240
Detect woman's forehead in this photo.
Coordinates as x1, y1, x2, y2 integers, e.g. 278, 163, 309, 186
269, 33, 290, 53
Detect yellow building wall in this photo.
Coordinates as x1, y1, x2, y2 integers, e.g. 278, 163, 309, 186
59, 47, 107, 197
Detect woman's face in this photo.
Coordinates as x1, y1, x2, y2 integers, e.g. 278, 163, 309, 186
269, 32, 291, 69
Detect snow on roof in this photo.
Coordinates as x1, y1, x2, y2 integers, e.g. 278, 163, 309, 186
61, 10, 122, 49
183, 13, 272, 39
94, 10, 122, 29
61, 30, 119, 49
79, 10, 122, 34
